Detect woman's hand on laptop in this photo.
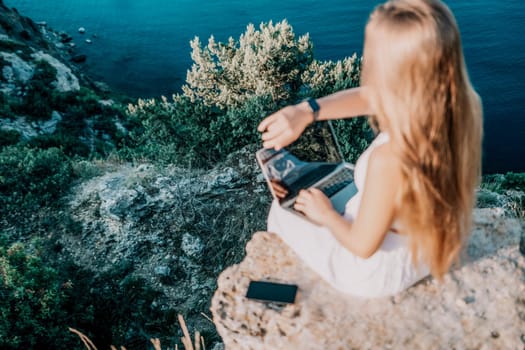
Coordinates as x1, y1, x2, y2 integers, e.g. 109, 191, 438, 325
257, 102, 313, 150
294, 188, 337, 226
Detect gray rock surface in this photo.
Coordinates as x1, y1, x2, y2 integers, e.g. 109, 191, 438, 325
1, 43, 80, 99
31, 51, 80, 91
60, 148, 270, 340
0, 111, 62, 138
1, 51, 33, 84
182, 233, 204, 258
211, 209, 525, 349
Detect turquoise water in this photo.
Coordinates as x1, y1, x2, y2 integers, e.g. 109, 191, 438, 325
4, 0, 525, 173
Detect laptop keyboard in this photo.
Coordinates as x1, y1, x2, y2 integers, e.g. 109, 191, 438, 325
316, 166, 354, 197
285, 164, 339, 197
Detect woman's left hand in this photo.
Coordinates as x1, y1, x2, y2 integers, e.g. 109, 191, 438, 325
293, 188, 337, 225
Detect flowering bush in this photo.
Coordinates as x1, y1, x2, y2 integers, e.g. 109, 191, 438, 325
183, 20, 313, 109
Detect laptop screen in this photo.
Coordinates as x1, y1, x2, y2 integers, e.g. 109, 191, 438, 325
286, 121, 344, 163
257, 121, 345, 204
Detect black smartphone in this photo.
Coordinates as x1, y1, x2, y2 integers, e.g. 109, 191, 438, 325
245, 280, 298, 304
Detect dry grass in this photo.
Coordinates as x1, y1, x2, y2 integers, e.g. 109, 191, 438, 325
69, 314, 206, 350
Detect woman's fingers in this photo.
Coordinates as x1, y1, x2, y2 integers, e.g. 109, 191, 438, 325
263, 133, 290, 150
270, 180, 288, 198
308, 188, 324, 197
262, 127, 293, 150
295, 188, 330, 208
294, 190, 313, 213
293, 201, 305, 212
257, 113, 275, 132
260, 115, 286, 149
296, 189, 312, 202
259, 105, 306, 150
261, 120, 285, 141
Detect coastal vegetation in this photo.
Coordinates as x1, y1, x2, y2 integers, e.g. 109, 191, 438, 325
0, 10, 523, 350
127, 20, 369, 168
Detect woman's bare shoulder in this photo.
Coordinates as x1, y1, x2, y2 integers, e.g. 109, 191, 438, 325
366, 142, 403, 185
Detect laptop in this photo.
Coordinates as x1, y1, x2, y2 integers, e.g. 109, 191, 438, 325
256, 121, 358, 217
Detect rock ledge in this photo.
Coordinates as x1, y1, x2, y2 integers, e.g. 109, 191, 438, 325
211, 209, 524, 349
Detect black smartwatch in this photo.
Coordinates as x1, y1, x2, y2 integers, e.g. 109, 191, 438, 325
305, 97, 320, 123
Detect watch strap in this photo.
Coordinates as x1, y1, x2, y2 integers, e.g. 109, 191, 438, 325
306, 97, 320, 123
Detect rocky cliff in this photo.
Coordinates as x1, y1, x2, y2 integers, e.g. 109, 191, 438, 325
1, 0, 123, 153
49, 147, 271, 346
0, 0, 84, 94
0, 0, 49, 49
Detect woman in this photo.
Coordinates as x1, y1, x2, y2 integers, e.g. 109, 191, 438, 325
257, 0, 482, 298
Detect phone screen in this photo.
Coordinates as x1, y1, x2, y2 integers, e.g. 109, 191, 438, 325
245, 280, 298, 304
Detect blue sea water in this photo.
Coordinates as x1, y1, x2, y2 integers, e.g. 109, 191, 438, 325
4, 0, 525, 173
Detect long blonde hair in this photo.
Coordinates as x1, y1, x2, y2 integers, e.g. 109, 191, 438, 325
361, 0, 483, 278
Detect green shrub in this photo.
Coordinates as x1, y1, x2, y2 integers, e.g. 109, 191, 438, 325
27, 133, 90, 157
0, 92, 15, 118
59, 104, 89, 133
52, 259, 175, 350
93, 115, 118, 138
500, 172, 525, 192
498, 172, 525, 218
0, 146, 74, 215
480, 172, 524, 218
31, 60, 57, 86
52, 87, 103, 116
0, 129, 20, 148
0, 235, 76, 349
127, 95, 214, 166
127, 93, 281, 167
209, 94, 279, 154
331, 118, 374, 163
476, 189, 501, 208
0, 232, 175, 350
482, 172, 525, 193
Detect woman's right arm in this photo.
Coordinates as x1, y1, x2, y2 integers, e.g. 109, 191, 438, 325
257, 87, 373, 150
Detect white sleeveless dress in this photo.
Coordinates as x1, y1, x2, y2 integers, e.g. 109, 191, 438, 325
267, 132, 430, 298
